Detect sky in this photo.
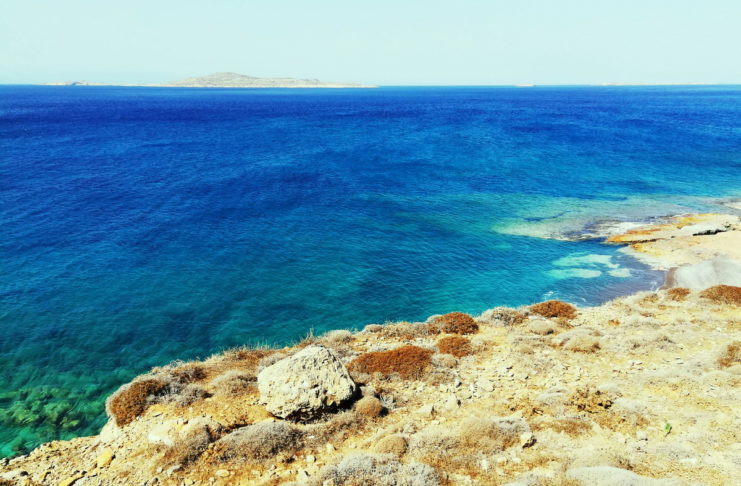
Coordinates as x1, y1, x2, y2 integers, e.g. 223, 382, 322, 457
1, 0, 740, 85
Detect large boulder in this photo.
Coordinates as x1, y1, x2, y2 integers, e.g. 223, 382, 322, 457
663, 256, 741, 289
257, 345, 357, 420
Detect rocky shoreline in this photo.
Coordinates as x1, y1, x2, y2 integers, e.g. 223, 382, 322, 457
2, 214, 740, 486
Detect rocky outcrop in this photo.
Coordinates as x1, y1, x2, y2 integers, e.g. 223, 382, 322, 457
663, 256, 741, 289
257, 345, 358, 420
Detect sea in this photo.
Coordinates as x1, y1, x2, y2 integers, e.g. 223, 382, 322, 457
2, 85, 740, 457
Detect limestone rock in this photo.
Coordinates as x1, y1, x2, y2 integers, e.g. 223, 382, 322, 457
257, 345, 357, 420
96, 448, 114, 468
663, 256, 741, 289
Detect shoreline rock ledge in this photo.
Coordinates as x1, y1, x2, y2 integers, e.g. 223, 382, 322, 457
257, 345, 358, 420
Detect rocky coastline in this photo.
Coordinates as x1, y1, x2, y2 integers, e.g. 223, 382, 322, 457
2, 213, 740, 486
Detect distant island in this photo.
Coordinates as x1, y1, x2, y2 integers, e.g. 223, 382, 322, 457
43, 72, 375, 88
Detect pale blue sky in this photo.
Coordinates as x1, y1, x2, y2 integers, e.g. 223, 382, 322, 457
1, 0, 739, 85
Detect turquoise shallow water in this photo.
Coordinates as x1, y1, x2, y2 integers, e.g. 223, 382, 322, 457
1, 85, 741, 456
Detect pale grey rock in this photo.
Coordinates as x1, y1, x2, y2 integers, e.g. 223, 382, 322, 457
527, 318, 556, 335
566, 466, 684, 486
663, 256, 741, 289
257, 345, 357, 420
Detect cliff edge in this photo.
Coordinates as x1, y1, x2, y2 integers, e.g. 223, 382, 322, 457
2, 215, 739, 486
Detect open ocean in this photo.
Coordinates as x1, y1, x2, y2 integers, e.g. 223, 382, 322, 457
2, 85, 741, 456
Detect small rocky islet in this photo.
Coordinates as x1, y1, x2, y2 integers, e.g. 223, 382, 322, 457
2, 214, 740, 486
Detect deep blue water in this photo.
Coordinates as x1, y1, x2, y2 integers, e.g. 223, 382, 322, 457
1, 85, 740, 456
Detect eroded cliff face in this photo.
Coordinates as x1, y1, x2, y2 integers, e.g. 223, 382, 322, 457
2, 216, 740, 486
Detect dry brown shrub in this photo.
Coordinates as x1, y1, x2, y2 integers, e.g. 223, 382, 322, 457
162, 420, 221, 467
666, 287, 691, 301
209, 370, 256, 396
563, 334, 601, 353
354, 396, 384, 418
532, 416, 591, 436
348, 345, 433, 379
107, 379, 167, 426
436, 336, 472, 358
530, 300, 577, 320
566, 388, 647, 433
568, 387, 613, 414
374, 435, 408, 456
457, 416, 530, 452
482, 307, 527, 326
380, 321, 429, 340
429, 312, 479, 335
214, 421, 303, 461
700, 285, 741, 306
640, 293, 660, 305
168, 363, 207, 383
607, 319, 620, 326
718, 341, 740, 368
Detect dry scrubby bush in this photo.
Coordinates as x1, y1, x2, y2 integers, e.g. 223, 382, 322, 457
429, 312, 479, 335
557, 329, 601, 353
436, 335, 472, 358
214, 421, 303, 461
162, 418, 222, 467
208, 370, 255, 396
456, 416, 531, 451
410, 417, 531, 477
700, 285, 741, 306
532, 416, 592, 437
531, 300, 577, 320
378, 321, 429, 340
349, 345, 434, 380
106, 366, 211, 426
355, 396, 384, 418
374, 434, 408, 456
666, 287, 691, 301
106, 379, 168, 426
718, 341, 740, 368
480, 306, 527, 326
311, 453, 439, 486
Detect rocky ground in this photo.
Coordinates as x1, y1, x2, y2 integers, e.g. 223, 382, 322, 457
2, 215, 740, 486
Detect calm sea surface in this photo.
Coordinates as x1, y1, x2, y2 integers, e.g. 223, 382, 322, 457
1, 85, 740, 456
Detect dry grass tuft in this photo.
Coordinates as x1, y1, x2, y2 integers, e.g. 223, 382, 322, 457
379, 321, 429, 340
568, 387, 613, 414
700, 285, 741, 306
480, 307, 527, 326
209, 370, 256, 396
530, 300, 577, 320
349, 345, 434, 380
106, 379, 168, 426
666, 287, 691, 301
532, 416, 591, 437
214, 421, 303, 461
718, 341, 740, 368
563, 334, 601, 353
436, 336, 472, 358
313, 453, 439, 486
373, 435, 408, 456
456, 416, 530, 452
354, 396, 384, 418
429, 312, 479, 335
162, 419, 221, 467
166, 363, 207, 383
